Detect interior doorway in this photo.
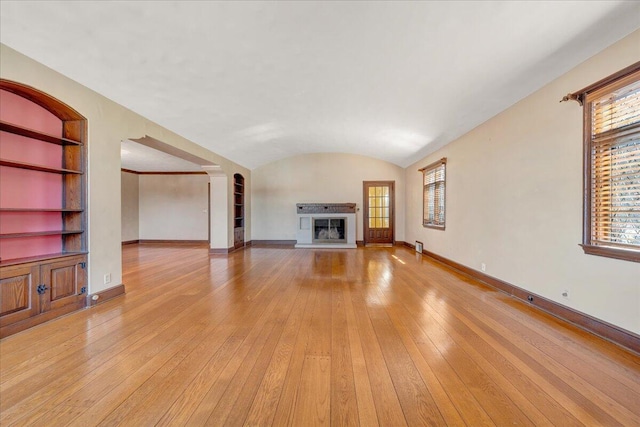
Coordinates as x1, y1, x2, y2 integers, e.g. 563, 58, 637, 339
120, 138, 215, 246
363, 181, 395, 245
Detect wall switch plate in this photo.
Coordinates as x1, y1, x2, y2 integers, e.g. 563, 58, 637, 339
104, 273, 111, 285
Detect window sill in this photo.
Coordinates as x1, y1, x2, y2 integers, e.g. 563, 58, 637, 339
580, 244, 640, 263
423, 224, 445, 231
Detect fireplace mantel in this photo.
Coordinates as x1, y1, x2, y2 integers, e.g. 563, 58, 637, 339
295, 203, 357, 249
296, 203, 356, 214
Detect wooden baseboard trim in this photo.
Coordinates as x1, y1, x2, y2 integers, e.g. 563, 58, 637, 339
209, 248, 231, 255
359, 241, 404, 247
251, 240, 296, 247
403, 241, 416, 250
87, 284, 125, 307
209, 241, 254, 255
138, 239, 208, 245
408, 243, 640, 354
122, 240, 140, 245
229, 241, 252, 253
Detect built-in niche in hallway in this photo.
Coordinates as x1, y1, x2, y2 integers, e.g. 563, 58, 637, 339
233, 173, 245, 249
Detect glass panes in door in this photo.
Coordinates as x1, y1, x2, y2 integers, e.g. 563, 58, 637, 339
368, 185, 390, 229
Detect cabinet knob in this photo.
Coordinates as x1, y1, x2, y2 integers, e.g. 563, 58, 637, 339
36, 284, 48, 295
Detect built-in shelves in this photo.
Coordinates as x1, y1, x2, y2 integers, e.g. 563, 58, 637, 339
0, 159, 83, 174
0, 230, 84, 239
233, 175, 244, 229
1, 79, 88, 338
0, 120, 82, 146
233, 173, 245, 248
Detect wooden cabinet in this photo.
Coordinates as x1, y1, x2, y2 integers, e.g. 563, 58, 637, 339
233, 173, 245, 249
234, 227, 244, 248
0, 79, 88, 337
0, 255, 87, 337
0, 263, 39, 328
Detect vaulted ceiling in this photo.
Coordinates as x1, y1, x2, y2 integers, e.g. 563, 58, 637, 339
2, 1, 639, 169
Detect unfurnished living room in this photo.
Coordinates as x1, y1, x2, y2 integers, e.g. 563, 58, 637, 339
0, 1, 639, 426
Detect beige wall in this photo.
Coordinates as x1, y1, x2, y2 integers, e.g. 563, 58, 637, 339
121, 171, 139, 242
252, 153, 405, 242
0, 44, 251, 294
405, 29, 640, 334
139, 174, 209, 240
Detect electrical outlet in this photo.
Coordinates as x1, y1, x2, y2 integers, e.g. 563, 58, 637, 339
481, 263, 486, 272
104, 273, 111, 285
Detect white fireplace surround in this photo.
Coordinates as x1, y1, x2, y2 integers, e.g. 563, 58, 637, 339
295, 203, 357, 249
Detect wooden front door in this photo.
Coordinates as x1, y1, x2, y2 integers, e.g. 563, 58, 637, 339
363, 181, 394, 245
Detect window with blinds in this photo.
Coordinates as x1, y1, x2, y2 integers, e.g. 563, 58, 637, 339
419, 158, 446, 229
582, 66, 640, 262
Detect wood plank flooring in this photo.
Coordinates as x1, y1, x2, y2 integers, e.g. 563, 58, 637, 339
1, 243, 639, 426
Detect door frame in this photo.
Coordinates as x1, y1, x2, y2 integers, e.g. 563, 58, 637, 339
363, 180, 395, 245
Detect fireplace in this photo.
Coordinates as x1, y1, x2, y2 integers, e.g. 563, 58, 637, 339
295, 203, 357, 248
313, 218, 346, 243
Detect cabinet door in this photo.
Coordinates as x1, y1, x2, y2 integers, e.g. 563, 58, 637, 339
234, 227, 244, 248
0, 263, 41, 328
41, 256, 86, 312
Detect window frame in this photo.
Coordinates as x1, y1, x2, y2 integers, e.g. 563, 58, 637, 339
577, 62, 640, 263
419, 157, 447, 230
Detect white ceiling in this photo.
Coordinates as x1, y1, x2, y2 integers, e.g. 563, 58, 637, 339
1, 1, 639, 170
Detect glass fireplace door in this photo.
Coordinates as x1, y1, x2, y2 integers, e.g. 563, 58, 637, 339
313, 218, 346, 243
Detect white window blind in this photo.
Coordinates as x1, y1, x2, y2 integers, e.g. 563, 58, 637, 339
420, 158, 446, 228
586, 70, 640, 255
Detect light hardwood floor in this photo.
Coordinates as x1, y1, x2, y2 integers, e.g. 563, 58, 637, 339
1, 244, 639, 426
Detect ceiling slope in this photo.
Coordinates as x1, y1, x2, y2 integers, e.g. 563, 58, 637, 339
2, 1, 639, 169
